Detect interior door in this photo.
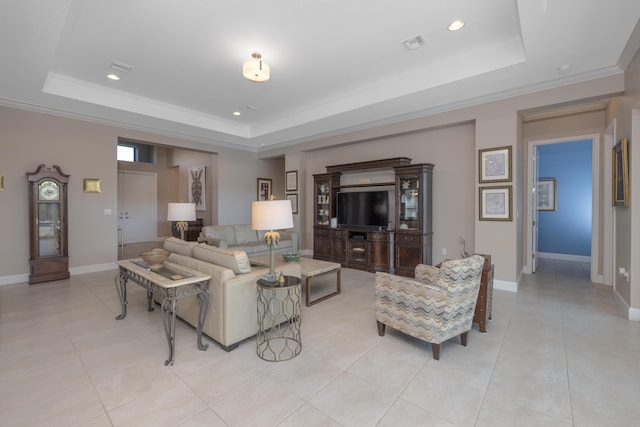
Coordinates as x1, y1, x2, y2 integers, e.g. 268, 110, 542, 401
532, 147, 539, 273
118, 171, 156, 244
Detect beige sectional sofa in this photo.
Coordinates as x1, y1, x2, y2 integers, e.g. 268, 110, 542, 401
163, 237, 301, 351
197, 224, 298, 257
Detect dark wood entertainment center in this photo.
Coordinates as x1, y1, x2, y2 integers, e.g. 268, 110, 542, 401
313, 158, 433, 276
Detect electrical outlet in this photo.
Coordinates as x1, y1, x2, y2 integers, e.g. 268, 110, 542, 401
442, 248, 447, 256
104, 209, 112, 215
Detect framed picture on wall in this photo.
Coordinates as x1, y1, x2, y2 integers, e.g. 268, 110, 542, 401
189, 166, 206, 211
286, 193, 298, 214
479, 146, 512, 183
257, 178, 272, 201
537, 178, 557, 211
479, 185, 512, 221
286, 170, 298, 192
613, 137, 629, 207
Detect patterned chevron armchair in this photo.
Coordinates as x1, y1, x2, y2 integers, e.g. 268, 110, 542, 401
374, 255, 485, 360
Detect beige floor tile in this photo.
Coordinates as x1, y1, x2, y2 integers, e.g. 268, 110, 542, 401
108, 379, 207, 427
277, 403, 343, 427
309, 371, 397, 426
1, 259, 639, 426
211, 376, 304, 426
377, 398, 457, 427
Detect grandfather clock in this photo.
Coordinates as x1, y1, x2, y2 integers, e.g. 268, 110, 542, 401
26, 164, 70, 284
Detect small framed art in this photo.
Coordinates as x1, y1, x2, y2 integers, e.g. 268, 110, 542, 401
613, 137, 629, 207
83, 178, 102, 193
257, 178, 272, 201
286, 193, 298, 214
189, 166, 206, 211
537, 178, 557, 211
479, 185, 512, 221
479, 146, 512, 183
286, 170, 298, 192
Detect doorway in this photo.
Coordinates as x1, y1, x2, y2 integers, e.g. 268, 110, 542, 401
526, 134, 602, 283
117, 171, 157, 245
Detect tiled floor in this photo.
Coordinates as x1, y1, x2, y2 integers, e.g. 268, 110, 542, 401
1, 258, 638, 426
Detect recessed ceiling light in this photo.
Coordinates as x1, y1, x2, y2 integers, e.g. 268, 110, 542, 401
107, 73, 120, 81
233, 111, 241, 116
448, 20, 465, 31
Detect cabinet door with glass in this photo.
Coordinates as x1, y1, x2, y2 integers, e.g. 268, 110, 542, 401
313, 173, 332, 227
394, 164, 434, 276
27, 164, 70, 284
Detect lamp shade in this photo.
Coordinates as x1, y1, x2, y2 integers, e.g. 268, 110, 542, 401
167, 203, 196, 221
243, 52, 270, 82
251, 200, 293, 230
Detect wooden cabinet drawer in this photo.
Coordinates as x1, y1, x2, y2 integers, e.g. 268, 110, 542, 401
396, 233, 420, 243
314, 227, 330, 237
367, 232, 388, 242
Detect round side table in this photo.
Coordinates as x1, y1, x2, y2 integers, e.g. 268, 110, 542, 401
256, 275, 302, 361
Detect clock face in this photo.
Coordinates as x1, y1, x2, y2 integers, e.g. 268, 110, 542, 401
39, 180, 60, 201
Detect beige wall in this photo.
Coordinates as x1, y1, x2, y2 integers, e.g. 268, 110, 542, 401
0, 107, 282, 283
265, 75, 625, 286
606, 42, 640, 312
298, 122, 477, 267
0, 72, 631, 291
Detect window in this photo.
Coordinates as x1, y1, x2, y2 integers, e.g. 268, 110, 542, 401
117, 145, 135, 162
117, 139, 155, 163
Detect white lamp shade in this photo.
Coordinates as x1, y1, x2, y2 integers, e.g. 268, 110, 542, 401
243, 58, 270, 82
167, 203, 196, 221
251, 200, 293, 230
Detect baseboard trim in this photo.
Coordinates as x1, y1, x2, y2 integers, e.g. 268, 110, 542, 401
0, 273, 29, 286
494, 279, 517, 293
70, 262, 118, 275
0, 262, 118, 286
613, 288, 640, 320
537, 252, 591, 263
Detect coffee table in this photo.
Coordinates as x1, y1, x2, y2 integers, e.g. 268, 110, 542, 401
251, 255, 341, 306
115, 259, 211, 365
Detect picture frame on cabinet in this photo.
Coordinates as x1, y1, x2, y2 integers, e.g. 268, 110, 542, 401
479, 146, 512, 183
613, 137, 629, 207
479, 185, 512, 221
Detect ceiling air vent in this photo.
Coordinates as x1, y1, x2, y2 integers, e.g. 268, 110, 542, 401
401, 34, 425, 51
111, 60, 134, 73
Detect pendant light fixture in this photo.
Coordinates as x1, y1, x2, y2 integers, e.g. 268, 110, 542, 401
243, 52, 270, 82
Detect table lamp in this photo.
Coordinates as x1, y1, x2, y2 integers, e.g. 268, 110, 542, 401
252, 198, 294, 282
168, 202, 196, 240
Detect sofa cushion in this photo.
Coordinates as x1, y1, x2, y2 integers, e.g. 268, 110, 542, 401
234, 224, 258, 245
163, 237, 194, 257
193, 243, 252, 274
203, 225, 237, 246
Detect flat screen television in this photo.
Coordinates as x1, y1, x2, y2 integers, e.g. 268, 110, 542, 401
336, 190, 389, 229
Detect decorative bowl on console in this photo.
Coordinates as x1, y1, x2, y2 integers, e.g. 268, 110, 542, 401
282, 253, 300, 262
140, 248, 170, 270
